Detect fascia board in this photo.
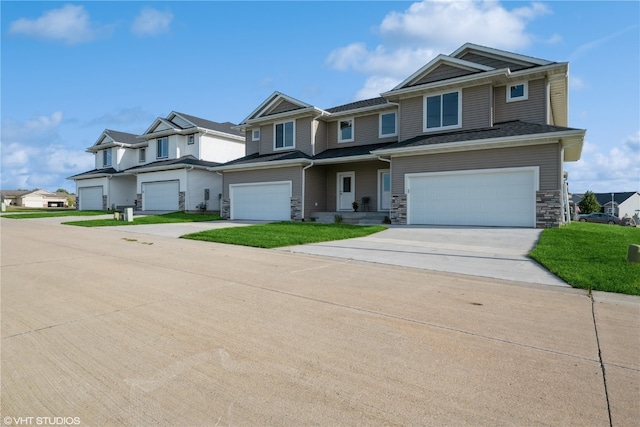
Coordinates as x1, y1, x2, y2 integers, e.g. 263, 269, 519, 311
451, 43, 552, 66
140, 118, 177, 137
391, 55, 494, 91
211, 158, 311, 172
239, 91, 315, 126
127, 164, 210, 174
167, 111, 196, 127
241, 106, 323, 127
312, 154, 378, 165
199, 127, 245, 142
372, 130, 585, 157
321, 103, 398, 120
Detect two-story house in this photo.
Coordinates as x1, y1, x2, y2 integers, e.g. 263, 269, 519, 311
214, 43, 585, 228
69, 112, 245, 211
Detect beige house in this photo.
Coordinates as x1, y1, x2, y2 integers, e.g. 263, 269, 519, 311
214, 43, 585, 228
0, 190, 69, 208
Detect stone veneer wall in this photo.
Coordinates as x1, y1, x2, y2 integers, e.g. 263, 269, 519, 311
536, 190, 562, 228
102, 195, 108, 211
136, 193, 142, 211
390, 194, 407, 225
179, 192, 185, 211
291, 197, 302, 221
221, 198, 230, 219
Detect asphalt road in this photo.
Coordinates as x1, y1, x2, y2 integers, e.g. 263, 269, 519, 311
1, 217, 639, 426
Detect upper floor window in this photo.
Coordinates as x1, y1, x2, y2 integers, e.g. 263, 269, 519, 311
157, 137, 168, 159
252, 129, 260, 141
338, 118, 354, 143
424, 90, 461, 131
379, 112, 397, 137
507, 82, 528, 102
139, 148, 146, 162
187, 134, 195, 145
103, 149, 111, 167
274, 121, 294, 150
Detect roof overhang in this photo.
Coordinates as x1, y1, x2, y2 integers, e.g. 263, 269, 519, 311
238, 106, 326, 130
372, 129, 585, 161
211, 158, 311, 172
321, 103, 399, 120
128, 163, 211, 174
312, 154, 381, 165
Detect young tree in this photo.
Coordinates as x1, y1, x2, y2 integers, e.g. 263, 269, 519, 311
578, 191, 600, 214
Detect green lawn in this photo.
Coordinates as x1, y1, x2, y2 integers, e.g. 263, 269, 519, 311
64, 211, 222, 226
181, 221, 387, 248
529, 222, 640, 295
2, 210, 110, 219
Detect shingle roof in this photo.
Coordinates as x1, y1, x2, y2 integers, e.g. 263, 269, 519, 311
594, 192, 638, 205
126, 155, 220, 171
325, 97, 390, 113
1, 190, 31, 197
173, 112, 244, 137
67, 168, 120, 179
377, 120, 582, 151
312, 142, 396, 160
222, 150, 312, 166
104, 129, 140, 145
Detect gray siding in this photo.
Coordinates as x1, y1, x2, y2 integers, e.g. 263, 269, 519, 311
266, 99, 301, 116
258, 117, 313, 156
323, 160, 390, 211
244, 130, 259, 155
399, 96, 423, 141
304, 166, 327, 218
314, 121, 328, 154
494, 78, 547, 124
326, 113, 397, 150
391, 143, 561, 194
459, 52, 532, 71
414, 64, 475, 85
223, 166, 302, 198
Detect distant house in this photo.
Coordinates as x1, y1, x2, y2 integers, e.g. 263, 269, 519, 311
0, 190, 69, 208
572, 192, 640, 219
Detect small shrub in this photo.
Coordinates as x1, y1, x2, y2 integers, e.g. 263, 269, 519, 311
334, 214, 343, 224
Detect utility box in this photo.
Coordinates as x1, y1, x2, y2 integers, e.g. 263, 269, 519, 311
1, 202, 5, 212
124, 207, 134, 222
204, 189, 210, 201
628, 244, 640, 263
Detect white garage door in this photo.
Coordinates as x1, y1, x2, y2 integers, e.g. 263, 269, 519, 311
407, 168, 537, 227
79, 187, 103, 210
230, 181, 291, 221
142, 181, 179, 211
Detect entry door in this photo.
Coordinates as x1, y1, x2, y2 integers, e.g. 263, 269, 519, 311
379, 170, 391, 210
337, 172, 355, 210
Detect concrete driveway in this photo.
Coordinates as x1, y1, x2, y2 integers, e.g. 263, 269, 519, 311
281, 225, 568, 287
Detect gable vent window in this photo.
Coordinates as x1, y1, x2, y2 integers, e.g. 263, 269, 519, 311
187, 134, 195, 145
424, 90, 461, 131
507, 82, 528, 102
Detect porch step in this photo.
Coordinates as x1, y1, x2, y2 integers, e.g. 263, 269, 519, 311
310, 211, 389, 225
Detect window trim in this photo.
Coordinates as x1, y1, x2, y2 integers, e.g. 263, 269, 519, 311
338, 118, 354, 143
507, 81, 528, 102
273, 120, 295, 151
187, 134, 195, 145
157, 137, 169, 159
379, 112, 397, 138
423, 90, 462, 132
103, 148, 111, 167
139, 148, 146, 163
252, 129, 260, 141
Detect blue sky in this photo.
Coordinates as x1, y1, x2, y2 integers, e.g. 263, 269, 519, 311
1, 0, 638, 194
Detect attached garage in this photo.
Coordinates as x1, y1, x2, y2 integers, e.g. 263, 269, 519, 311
406, 167, 538, 227
142, 181, 179, 211
78, 186, 103, 210
230, 181, 291, 221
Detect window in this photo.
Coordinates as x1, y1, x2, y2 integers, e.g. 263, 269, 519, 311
252, 129, 260, 141
103, 149, 111, 167
379, 112, 397, 137
274, 121, 294, 149
139, 148, 146, 162
338, 118, 354, 143
157, 137, 168, 159
507, 82, 528, 102
187, 134, 195, 145
424, 90, 461, 131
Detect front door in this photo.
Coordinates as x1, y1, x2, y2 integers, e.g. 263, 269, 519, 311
379, 170, 391, 210
337, 172, 355, 210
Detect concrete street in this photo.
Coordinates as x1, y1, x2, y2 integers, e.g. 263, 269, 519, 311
1, 216, 638, 426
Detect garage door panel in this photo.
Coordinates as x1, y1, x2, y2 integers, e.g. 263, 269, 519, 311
79, 187, 103, 210
143, 181, 179, 211
408, 169, 535, 227
231, 182, 291, 221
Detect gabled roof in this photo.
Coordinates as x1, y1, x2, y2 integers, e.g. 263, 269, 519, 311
593, 192, 639, 206
324, 97, 393, 117
140, 111, 244, 140
67, 167, 121, 180
450, 43, 553, 67
88, 129, 142, 152
221, 150, 312, 168
238, 92, 326, 128
312, 142, 396, 162
172, 112, 243, 137
125, 155, 220, 172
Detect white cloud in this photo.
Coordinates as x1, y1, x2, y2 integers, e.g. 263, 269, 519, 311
326, 0, 550, 100
8, 5, 106, 44
131, 8, 173, 36
565, 132, 640, 193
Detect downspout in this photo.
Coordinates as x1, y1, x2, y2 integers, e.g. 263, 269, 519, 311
185, 165, 194, 211
216, 171, 223, 213
107, 175, 113, 210
302, 162, 314, 220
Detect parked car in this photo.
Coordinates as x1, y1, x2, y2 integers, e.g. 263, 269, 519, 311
577, 212, 621, 225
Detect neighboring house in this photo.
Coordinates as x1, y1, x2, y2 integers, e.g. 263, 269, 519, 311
69, 112, 245, 211
0, 189, 69, 208
214, 43, 585, 228
572, 192, 640, 219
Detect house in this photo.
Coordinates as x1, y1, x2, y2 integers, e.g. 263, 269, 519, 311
0, 189, 69, 208
593, 192, 639, 219
69, 112, 245, 211
214, 43, 585, 228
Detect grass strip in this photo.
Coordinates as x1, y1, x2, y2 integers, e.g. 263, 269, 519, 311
529, 222, 640, 295
181, 221, 387, 248
64, 212, 222, 226
2, 210, 111, 219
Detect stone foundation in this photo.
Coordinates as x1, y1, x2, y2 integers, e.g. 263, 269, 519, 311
102, 195, 108, 211
390, 194, 407, 225
291, 197, 302, 221
136, 193, 142, 211
536, 190, 562, 228
221, 198, 230, 219
179, 192, 185, 211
